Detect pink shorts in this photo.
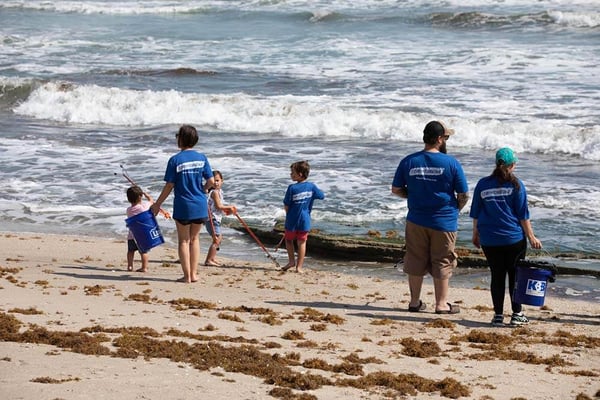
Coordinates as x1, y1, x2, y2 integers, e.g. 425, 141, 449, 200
284, 230, 309, 241
403, 221, 457, 280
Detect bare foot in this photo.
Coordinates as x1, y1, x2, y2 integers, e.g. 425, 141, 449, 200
176, 277, 190, 283
127, 266, 133, 271
135, 268, 147, 273
205, 261, 221, 267
281, 263, 294, 272
296, 268, 304, 274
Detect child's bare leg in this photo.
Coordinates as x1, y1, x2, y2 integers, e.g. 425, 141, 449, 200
176, 221, 192, 282
178, 241, 191, 282
127, 251, 135, 271
137, 252, 149, 272
295, 239, 307, 273
282, 239, 295, 271
188, 223, 202, 282
204, 235, 222, 266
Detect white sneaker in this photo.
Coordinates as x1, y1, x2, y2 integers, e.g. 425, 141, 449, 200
510, 312, 529, 326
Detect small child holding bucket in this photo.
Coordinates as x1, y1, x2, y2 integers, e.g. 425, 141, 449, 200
204, 170, 237, 266
469, 148, 542, 327
126, 186, 151, 272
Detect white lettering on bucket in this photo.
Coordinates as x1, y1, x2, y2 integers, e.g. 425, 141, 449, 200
525, 279, 546, 297
150, 228, 161, 240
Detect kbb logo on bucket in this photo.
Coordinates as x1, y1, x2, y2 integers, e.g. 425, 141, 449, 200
525, 279, 546, 297
150, 228, 161, 240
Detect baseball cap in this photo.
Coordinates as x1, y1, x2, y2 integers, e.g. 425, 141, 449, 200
496, 147, 518, 165
423, 120, 455, 141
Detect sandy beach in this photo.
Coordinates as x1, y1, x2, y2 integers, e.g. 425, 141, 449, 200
0, 232, 598, 400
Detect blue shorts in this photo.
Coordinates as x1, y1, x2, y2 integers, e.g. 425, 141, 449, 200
206, 218, 222, 236
128, 239, 148, 254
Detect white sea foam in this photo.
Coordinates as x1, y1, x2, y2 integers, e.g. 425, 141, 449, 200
548, 11, 600, 28
3, 0, 600, 15
13, 82, 600, 161
0, 76, 34, 87
0, 0, 210, 15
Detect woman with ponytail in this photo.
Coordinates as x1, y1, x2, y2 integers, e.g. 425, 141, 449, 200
470, 147, 542, 327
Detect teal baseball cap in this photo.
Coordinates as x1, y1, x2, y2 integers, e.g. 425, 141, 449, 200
496, 147, 518, 165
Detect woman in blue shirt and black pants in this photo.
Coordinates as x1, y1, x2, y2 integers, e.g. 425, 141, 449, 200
470, 148, 542, 327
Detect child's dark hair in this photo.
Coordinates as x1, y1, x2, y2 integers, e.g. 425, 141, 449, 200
205, 171, 223, 193
290, 161, 310, 179
176, 124, 199, 148
127, 186, 144, 204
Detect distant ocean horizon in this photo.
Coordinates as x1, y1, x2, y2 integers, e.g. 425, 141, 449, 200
1, 0, 598, 300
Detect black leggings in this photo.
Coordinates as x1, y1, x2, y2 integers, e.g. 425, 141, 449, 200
482, 239, 527, 315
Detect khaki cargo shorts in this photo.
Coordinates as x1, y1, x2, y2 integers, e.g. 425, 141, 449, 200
403, 220, 457, 280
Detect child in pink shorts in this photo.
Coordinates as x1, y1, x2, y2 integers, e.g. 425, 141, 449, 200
282, 161, 325, 273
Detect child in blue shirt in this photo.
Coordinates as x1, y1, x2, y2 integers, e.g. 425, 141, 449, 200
151, 125, 214, 283
282, 161, 325, 273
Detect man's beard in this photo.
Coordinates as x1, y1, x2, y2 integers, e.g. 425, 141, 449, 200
439, 141, 447, 154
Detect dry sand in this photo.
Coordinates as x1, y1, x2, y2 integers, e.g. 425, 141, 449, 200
0, 232, 598, 400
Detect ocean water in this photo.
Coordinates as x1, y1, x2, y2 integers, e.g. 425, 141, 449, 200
1, 0, 599, 299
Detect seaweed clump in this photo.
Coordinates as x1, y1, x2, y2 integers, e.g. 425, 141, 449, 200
0, 312, 110, 355
400, 337, 442, 358
338, 371, 470, 399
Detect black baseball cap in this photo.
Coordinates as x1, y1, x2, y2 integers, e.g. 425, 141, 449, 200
423, 120, 455, 141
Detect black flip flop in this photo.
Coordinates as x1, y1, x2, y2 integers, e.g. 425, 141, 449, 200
408, 300, 426, 312
435, 303, 460, 314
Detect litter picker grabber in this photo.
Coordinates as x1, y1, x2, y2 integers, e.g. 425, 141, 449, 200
234, 212, 281, 269
273, 234, 285, 252
119, 164, 171, 219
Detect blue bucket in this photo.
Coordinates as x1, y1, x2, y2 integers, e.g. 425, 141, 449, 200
125, 210, 165, 253
513, 265, 553, 307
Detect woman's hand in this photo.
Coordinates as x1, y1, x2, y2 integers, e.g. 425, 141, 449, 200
472, 232, 480, 249
529, 236, 542, 249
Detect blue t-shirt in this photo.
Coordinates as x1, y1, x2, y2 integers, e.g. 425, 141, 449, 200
392, 151, 468, 232
469, 175, 529, 246
283, 181, 325, 232
164, 150, 213, 220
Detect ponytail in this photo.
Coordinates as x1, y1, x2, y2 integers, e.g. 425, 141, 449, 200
492, 163, 520, 190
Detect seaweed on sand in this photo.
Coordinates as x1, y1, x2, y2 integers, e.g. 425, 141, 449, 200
1, 312, 473, 398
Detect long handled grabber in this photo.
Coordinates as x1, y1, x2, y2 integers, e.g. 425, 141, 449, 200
119, 164, 171, 219
273, 234, 285, 252
234, 212, 281, 269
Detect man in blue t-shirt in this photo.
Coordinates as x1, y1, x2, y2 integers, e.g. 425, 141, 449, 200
392, 120, 469, 315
